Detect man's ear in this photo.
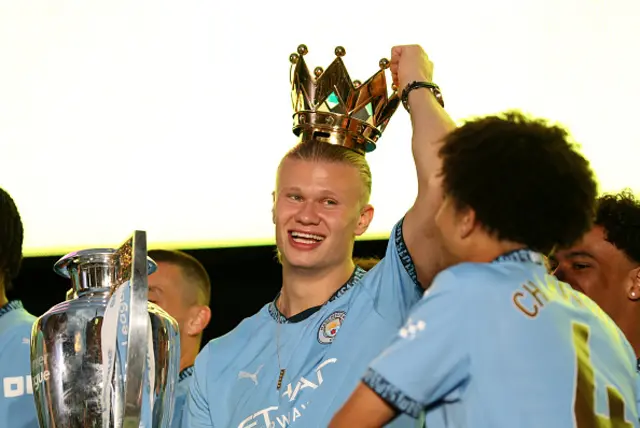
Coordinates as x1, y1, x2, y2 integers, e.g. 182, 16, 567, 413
185, 305, 212, 337
457, 206, 476, 240
354, 204, 374, 236
626, 266, 640, 301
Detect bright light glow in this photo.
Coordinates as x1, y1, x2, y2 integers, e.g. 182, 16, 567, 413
0, 0, 638, 256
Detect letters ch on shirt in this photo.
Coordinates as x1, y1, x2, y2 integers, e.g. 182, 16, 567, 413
237, 358, 337, 428
3, 375, 33, 398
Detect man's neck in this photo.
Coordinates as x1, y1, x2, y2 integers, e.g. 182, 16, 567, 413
278, 260, 356, 318
462, 239, 525, 264
179, 340, 198, 372
615, 312, 640, 360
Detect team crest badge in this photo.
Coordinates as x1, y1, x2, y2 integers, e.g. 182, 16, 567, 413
318, 311, 346, 344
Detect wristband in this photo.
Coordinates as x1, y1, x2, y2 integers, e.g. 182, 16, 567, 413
401, 81, 445, 112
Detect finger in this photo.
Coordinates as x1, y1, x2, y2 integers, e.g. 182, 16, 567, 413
390, 46, 403, 61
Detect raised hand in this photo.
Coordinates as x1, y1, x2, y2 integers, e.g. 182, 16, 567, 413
390, 45, 434, 92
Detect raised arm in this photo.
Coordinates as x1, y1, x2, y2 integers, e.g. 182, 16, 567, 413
391, 45, 457, 288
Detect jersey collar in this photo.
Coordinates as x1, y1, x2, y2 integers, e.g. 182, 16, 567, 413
268, 266, 366, 324
492, 248, 544, 266
0, 300, 23, 320
179, 366, 194, 383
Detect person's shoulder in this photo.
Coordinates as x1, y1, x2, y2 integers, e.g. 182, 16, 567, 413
431, 262, 503, 289
0, 304, 36, 339
12, 307, 37, 326
197, 304, 271, 371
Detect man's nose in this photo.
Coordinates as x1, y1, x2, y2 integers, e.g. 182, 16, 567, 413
295, 201, 320, 225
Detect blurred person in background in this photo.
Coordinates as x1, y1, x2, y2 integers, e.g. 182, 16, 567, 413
553, 190, 640, 361
147, 249, 211, 428
0, 187, 38, 428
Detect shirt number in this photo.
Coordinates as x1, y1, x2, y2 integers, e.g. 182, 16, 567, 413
572, 322, 633, 427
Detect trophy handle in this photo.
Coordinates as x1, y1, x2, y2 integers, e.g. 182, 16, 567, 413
117, 231, 150, 428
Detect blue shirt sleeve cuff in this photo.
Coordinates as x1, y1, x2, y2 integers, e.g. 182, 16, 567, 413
362, 367, 423, 419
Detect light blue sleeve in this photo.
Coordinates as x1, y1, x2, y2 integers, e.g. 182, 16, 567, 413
362, 217, 424, 324
362, 270, 470, 418
182, 347, 213, 428
636, 372, 640, 422
0, 324, 39, 428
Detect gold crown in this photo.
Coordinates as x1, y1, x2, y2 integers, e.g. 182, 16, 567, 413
289, 44, 400, 154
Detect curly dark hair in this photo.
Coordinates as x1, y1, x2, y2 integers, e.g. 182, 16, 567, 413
595, 190, 640, 263
0, 187, 24, 290
439, 110, 597, 254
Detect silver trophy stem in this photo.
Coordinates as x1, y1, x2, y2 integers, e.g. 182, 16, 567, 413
122, 231, 149, 428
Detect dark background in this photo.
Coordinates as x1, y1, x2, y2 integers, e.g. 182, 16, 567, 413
10, 239, 389, 348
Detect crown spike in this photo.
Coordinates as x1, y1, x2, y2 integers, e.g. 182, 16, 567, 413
290, 53, 299, 64
353, 80, 362, 88
379, 58, 390, 70
335, 46, 346, 57
314, 66, 324, 78
297, 44, 308, 56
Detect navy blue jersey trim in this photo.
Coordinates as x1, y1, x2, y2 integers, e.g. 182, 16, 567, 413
268, 266, 366, 324
0, 300, 23, 319
362, 367, 422, 419
179, 366, 194, 383
394, 217, 423, 291
493, 248, 544, 266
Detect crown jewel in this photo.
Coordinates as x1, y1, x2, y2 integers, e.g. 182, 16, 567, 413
289, 44, 400, 154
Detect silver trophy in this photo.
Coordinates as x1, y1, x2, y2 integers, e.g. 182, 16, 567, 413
30, 231, 180, 427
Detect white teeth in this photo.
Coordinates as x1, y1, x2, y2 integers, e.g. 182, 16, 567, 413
291, 231, 324, 241
292, 237, 317, 244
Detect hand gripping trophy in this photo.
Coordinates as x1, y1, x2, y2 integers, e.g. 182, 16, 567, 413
30, 231, 180, 428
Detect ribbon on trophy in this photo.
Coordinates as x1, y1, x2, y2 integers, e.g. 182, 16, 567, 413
101, 279, 156, 428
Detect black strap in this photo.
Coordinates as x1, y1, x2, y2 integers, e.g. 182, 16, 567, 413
401, 81, 444, 112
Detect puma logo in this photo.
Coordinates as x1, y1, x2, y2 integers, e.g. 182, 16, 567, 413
238, 364, 264, 386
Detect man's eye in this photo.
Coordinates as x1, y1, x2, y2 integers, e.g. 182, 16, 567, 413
572, 263, 590, 270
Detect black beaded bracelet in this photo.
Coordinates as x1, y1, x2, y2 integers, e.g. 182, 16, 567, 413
401, 81, 445, 112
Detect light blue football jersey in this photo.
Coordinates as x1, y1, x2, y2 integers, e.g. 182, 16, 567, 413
0, 301, 38, 428
171, 366, 194, 428
184, 218, 424, 427
636, 369, 640, 423
365, 249, 639, 427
